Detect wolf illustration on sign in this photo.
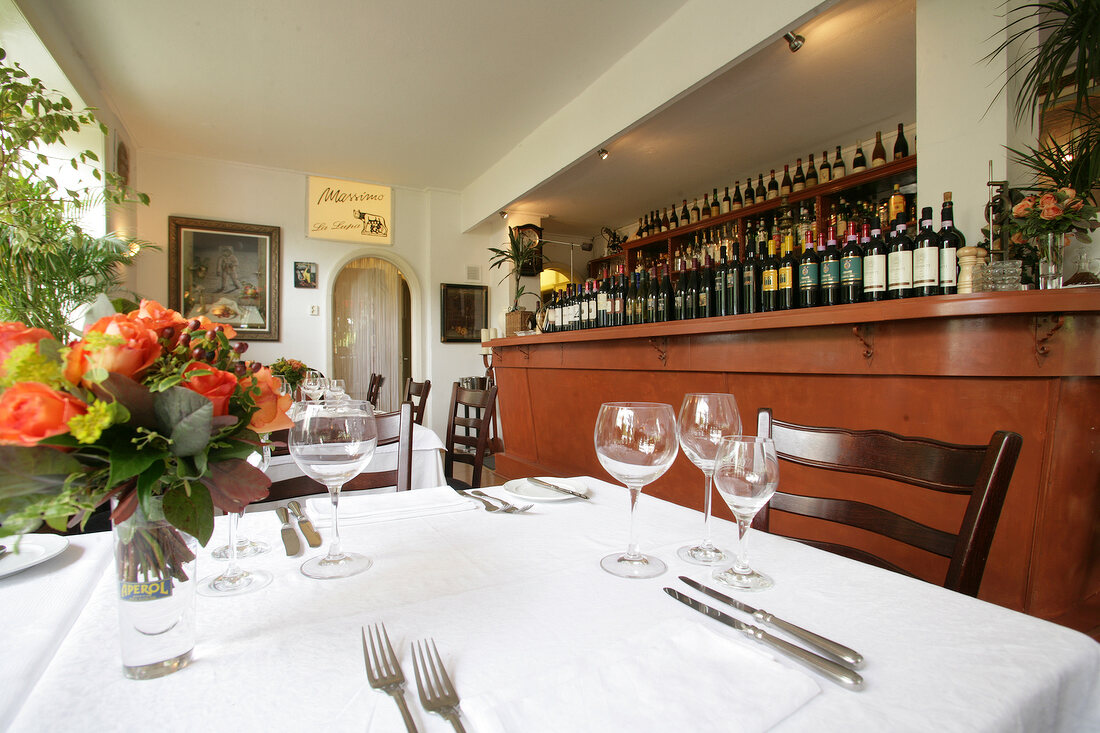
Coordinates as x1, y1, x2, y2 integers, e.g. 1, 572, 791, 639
352, 209, 388, 237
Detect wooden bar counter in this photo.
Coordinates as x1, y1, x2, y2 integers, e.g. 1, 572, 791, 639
489, 289, 1100, 632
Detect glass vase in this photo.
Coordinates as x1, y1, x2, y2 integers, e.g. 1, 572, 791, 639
112, 497, 198, 679
1036, 233, 1063, 289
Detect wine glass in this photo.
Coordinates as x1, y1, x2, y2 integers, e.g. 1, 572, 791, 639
711, 436, 779, 591
198, 493, 273, 596
289, 399, 377, 579
325, 378, 348, 402
676, 393, 741, 565
301, 370, 325, 401
594, 402, 679, 579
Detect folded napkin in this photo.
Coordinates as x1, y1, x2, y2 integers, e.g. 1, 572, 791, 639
461, 619, 819, 733
308, 485, 476, 526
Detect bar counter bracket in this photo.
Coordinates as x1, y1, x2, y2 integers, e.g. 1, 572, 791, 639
1033, 314, 1065, 365
649, 336, 669, 367
852, 323, 875, 363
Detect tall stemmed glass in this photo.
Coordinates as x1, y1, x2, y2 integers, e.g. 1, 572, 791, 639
289, 399, 377, 579
712, 436, 779, 591
677, 393, 741, 565
594, 402, 679, 579
198, 464, 273, 596
301, 370, 325, 401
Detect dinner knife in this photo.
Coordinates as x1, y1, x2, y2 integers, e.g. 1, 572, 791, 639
287, 500, 322, 547
275, 506, 301, 556
663, 587, 864, 690
527, 477, 590, 500
679, 576, 864, 669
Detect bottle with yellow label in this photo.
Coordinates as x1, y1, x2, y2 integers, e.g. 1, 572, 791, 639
761, 234, 779, 312
778, 232, 798, 310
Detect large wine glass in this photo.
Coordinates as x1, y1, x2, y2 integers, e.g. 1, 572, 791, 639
712, 436, 779, 591
289, 400, 377, 579
676, 393, 741, 565
301, 370, 325, 401
594, 402, 679, 579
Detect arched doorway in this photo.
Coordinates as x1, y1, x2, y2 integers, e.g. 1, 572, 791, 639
332, 257, 411, 410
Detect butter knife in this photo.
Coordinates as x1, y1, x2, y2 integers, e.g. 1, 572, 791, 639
663, 587, 863, 690
275, 506, 301, 556
527, 477, 590, 500
679, 576, 864, 669
287, 500, 322, 547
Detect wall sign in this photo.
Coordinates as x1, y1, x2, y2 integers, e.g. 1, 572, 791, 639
308, 176, 392, 245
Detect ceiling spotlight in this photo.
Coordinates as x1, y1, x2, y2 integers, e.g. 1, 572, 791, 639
597, 148, 609, 160
784, 31, 805, 53
499, 211, 508, 219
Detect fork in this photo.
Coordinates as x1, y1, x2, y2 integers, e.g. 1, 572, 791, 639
362, 624, 419, 733
470, 490, 533, 514
411, 638, 466, 733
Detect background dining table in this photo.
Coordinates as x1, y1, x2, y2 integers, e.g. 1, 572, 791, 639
2, 477, 1097, 732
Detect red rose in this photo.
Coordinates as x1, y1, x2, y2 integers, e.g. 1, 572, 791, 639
181, 363, 239, 417
0, 382, 87, 446
240, 367, 293, 432
64, 314, 162, 385
0, 322, 54, 378
1040, 204, 1064, 220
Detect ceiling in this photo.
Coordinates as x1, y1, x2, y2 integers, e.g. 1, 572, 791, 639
15, 0, 914, 239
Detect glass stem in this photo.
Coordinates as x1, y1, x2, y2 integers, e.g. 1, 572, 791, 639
700, 469, 715, 547
326, 485, 342, 560
733, 514, 752, 574
223, 510, 243, 579
624, 486, 642, 560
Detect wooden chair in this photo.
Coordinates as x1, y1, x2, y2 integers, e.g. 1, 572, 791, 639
443, 382, 498, 491
401, 378, 431, 425
754, 409, 1022, 597
266, 402, 414, 502
366, 373, 385, 408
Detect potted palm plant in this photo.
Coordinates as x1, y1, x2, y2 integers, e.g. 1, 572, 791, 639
488, 225, 545, 336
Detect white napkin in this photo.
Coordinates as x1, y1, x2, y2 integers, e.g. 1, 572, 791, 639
307, 486, 476, 526
461, 619, 820, 733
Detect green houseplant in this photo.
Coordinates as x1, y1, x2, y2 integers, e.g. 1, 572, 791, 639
488, 226, 545, 335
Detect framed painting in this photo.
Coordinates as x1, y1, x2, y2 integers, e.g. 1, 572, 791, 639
440, 284, 488, 343
294, 261, 318, 288
168, 217, 281, 341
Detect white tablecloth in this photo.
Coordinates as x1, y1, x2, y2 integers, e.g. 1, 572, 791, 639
3, 479, 1098, 732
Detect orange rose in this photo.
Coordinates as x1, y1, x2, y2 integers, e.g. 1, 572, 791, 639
1039, 193, 1057, 208
1040, 204, 1063, 220
181, 363, 239, 417
240, 367, 292, 432
132, 299, 187, 342
1070, 199, 1084, 211
1057, 187, 1076, 200
0, 382, 87, 446
195, 317, 237, 340
0, 322, 54, 378
1011, 231, 1025, 244
1012, 200, 1033, 218
64, 314, 162, 385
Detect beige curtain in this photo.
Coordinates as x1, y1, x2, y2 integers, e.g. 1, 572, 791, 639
332, 257, 402, 410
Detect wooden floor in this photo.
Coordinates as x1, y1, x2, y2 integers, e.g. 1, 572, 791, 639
449, 461, 507, 488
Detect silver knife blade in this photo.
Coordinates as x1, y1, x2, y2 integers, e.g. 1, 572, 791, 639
287, 500, 322, 547
527, 477, 590, 500
275, 506, 301, 556
663, 587, 863, 690
679, 576, 864, 669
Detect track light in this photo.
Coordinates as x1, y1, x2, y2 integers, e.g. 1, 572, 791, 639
784, 32, 805, 53
499, 211, 508, 219
597, 148, 609, 160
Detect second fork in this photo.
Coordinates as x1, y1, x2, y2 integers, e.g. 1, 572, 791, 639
470, 490, 532, 513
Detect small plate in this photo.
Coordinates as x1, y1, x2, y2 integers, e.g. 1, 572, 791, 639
0, 534, 70, 579
503, 477, 590, 502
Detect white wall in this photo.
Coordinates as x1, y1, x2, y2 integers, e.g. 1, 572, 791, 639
131, 151, 488, 441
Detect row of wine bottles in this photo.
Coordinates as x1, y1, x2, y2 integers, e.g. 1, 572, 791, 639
632, 123, 911, 240
544, 191, 963, 332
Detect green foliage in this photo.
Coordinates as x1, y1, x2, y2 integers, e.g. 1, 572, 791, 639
1008, 109, 1100, 201
488, 226, 546, 311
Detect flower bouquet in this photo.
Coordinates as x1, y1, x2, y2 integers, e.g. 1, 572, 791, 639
1007, 188, 1099, 288
269, 356, 311, 394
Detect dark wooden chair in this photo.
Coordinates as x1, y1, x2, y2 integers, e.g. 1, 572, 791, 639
401, 378, 431, 425
266, 402, 414, 502
366, 373, 385, 408
754, 408, 1022, 597
443, 382, 498, 490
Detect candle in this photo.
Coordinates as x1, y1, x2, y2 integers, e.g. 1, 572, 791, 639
481, 328, 490, 342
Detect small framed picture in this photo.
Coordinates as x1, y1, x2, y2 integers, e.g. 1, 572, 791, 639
294, 261, 318, 288
440, 284, 488, 343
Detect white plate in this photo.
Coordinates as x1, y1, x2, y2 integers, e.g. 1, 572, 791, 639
503, 477, 590, 502
0, 534, 70, 579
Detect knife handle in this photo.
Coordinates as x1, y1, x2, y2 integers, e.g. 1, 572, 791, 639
762, 613, 864, 669
753, 627, 864, 690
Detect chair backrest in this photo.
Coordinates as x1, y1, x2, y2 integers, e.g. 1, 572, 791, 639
266, 402, 414, 502
401, 378, 431, 425
754, 408, 1022, 597
443, 382, 498, 489
367, 373, 385, 408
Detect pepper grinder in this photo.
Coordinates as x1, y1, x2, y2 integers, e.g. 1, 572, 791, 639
957, 246, 989, 293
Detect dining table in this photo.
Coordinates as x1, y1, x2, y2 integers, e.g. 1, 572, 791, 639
2, 477, 1098, 732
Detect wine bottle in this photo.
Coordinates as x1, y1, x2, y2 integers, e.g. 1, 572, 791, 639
661, 207, 670, 232
699, 255, 716, 318
635, 217, 644, 240
732, 182, 743, 211
669, 203, 679, 229
674, 261, 688, 321
820, 227, 841, 306
851, 142, 867, 173
912, 206, 941, 297
756, 174, 767, 202
778, 232, 798, 310
798, 229, 820, 308
714, 246, 729, 317
840, 223, 864, 304
893, 123, 909, 160
760, 235, 779, 312
806, 154, 818, 187
767, 170, 780, 200
681, 199, 690, 225
780, 165, 793, 196
607, 268, 619, 327
793, 159, 806, 192
594, 275, 607, 328
862, 218, 887, 302
656, 266, 673, 322
742, 240, 761, 314
819, 150, 831, 182
589, 280, 600, 329
701, 194, 711, 220
545, 289, 557, 332
744, 178, 755, 207
832, 146, 846, 178
691, 198, 701, 223
635, 272, 647, 324
711, 189, 721, 218
721, 186, 732, 215
684, 259, 699, 320
871, 131, 886, 168
643, 268, 657, 324
726, 241, 743, 315
887, 219, 913, 299
888, 184, 906, 225
938, 192, 963, 294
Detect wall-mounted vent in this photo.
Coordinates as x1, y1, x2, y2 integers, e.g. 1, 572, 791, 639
466, 265, 481, 282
